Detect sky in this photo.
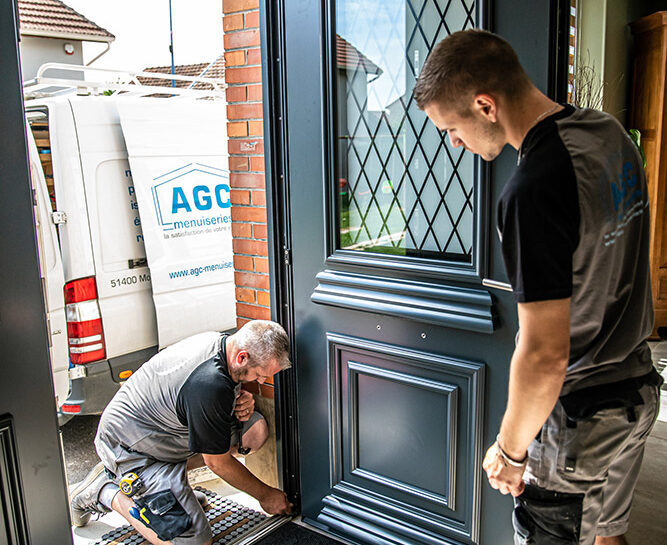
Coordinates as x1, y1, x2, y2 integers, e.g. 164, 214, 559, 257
64, 0, 223, 72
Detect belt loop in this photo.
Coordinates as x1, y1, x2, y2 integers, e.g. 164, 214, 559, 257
627, 406, 637, 423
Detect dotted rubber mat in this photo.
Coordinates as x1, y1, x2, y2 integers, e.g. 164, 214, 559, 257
93, 487, 268, 545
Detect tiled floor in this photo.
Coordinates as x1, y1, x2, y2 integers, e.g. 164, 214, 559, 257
71, 467, 262, 545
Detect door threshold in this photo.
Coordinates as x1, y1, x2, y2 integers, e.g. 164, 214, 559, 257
293, 517, 358, 545
230, 514, 293, 545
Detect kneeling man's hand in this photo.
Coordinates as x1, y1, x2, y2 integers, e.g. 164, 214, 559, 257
234, 390, 255, 422
260, 487, 293, 515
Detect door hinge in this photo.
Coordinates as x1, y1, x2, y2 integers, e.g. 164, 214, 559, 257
283, 246, 292, 266
51, 211, 68, 225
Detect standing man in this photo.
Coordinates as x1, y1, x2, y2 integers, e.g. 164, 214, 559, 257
69, 320, 293, 545
415, 30, 662, 545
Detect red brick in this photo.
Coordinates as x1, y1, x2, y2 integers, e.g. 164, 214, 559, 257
260, 384, 275, 399
235, 287, 256, 303
223, 0, 259, 13
251, 190, 266, 206
228, 121, 248, 137
233, 239, 268, 256
246, 47, 261, 65
235, 272, 270, 289
224, 50, 245, 67
237, 317, 251, 328
242, 382, 260, 395
228, 139, 263, 155
226, 85, 246, 102
224, 30, 260, 51
229, 156, 249, 171
225, 66, 262, 84
249, 157, 265, 172
244, 11, 260, 29
257, 290, 271, 307
230, 172, 265, 189
231, 206, 267, 223
223, 13, 244, 31
254, 257, 269, 273
236, 303, 271, 320
227, 103, 263, 120
231, 189, 251, 205
248, 120, 263, 136
232, 223, 252, 238
233, 255, 253, 270
252, 224, 267, 240
247, 84, 263, 101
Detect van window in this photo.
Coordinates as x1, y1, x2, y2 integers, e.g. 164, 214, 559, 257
26, 109, 56, 211
96, 160, 147, 272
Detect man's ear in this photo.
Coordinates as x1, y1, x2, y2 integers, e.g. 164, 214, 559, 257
236, 350, 249, 365
473, 94, 497, 122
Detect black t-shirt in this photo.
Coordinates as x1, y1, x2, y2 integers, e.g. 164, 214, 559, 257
497, 105, 581, 303
175, 334, 238, 454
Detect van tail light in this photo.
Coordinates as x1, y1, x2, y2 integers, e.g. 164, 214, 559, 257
64, 277, 106, 364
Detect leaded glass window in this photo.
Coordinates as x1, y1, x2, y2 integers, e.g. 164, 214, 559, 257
336, 0, 476, 263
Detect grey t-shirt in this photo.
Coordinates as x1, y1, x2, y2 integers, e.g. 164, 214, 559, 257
497, 105, 654, 394
95, 332, 240, 472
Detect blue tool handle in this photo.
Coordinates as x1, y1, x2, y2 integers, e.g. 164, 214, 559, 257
129, 507, 141, 521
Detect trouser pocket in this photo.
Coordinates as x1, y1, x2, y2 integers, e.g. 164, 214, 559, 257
513, 484, 584, 544
134, 490, 192, 541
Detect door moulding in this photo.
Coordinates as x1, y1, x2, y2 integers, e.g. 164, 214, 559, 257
312, 270, 496, 333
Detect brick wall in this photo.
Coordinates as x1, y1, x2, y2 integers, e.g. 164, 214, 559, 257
223, 0, 273, 397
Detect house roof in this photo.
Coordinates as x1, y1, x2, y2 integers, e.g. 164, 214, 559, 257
336, 35, 382, 75
138, 56, 225, 89
18, 0, 115, 43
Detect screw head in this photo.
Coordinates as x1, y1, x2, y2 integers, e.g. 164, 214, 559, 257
421, 332, 427, 339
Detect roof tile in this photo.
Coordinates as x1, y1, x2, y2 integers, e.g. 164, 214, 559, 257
18, 0, 114, 41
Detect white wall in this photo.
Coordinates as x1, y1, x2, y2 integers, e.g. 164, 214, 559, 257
19, 36, 83, 82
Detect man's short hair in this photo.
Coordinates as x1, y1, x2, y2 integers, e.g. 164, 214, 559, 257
414, 29, 532, 113
232, 320, 291, 370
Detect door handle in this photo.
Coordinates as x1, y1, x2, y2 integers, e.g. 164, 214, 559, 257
482, 278, 513, 292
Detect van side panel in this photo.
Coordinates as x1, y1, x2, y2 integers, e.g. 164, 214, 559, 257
26, 120, 69, 407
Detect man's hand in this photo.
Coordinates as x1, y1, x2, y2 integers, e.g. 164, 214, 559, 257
482, 441, 526, 497
259, 487, 293, 515
234, 390, 255, 422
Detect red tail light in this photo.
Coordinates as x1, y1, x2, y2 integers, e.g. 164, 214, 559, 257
64, 277, 106, 364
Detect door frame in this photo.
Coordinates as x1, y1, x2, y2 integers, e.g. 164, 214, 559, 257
260, 0, 302, 510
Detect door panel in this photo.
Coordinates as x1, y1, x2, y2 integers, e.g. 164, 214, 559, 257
1, 1, 73, 542
273, 1, 556, 543
325, 335, 485, 541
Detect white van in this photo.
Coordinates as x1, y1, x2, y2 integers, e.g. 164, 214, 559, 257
25, 64, 236, 422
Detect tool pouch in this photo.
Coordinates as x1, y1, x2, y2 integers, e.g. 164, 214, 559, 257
134, 490, 191, 541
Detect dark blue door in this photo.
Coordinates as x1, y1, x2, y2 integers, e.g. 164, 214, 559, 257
0, 1, 73, 543
270, 1, 559, 543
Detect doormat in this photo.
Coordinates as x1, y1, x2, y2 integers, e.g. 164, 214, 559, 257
93, 487, 268, 545
253, 522, 344, 545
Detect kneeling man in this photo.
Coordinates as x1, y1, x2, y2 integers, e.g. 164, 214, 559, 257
70, 320, 292, 545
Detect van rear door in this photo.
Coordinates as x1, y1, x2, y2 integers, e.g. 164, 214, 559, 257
25, 112, 69, 407
117, 98, 236, 348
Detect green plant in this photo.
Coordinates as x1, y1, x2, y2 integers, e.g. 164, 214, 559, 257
629, 129, 647, 169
